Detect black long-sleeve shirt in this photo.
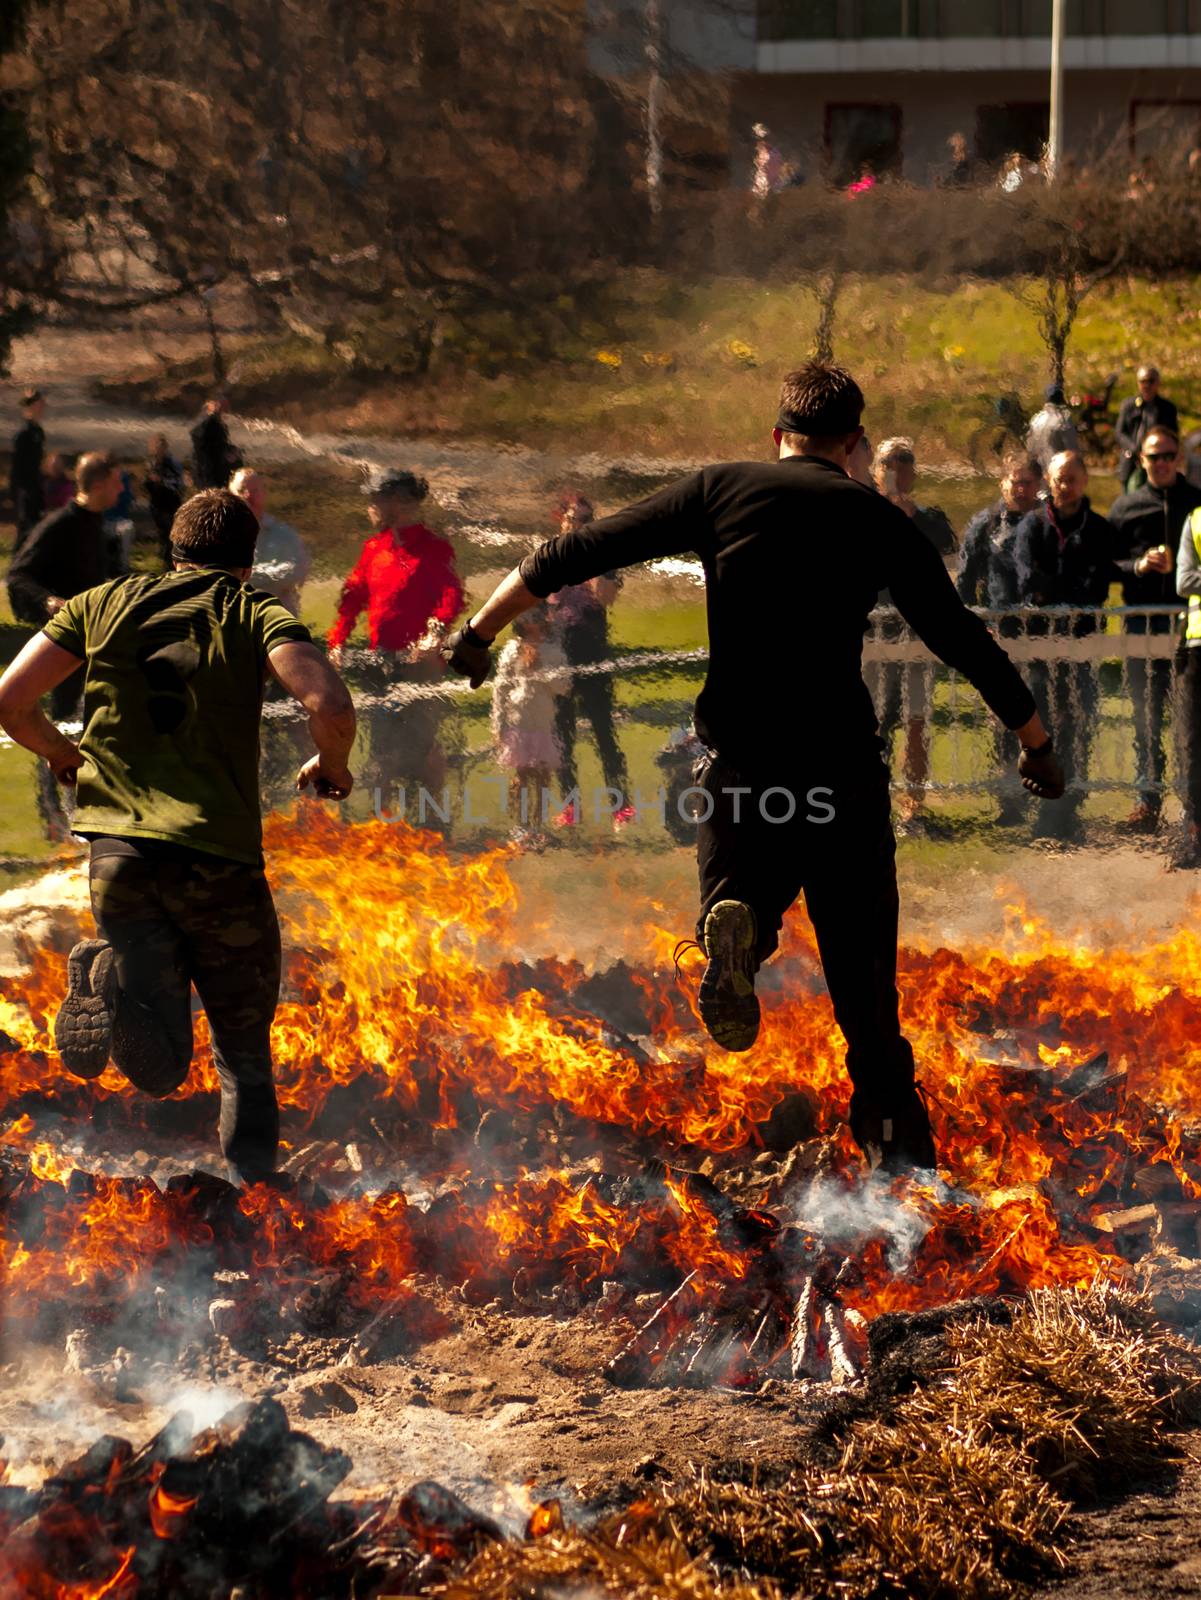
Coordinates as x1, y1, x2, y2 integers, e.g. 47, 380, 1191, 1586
9, 419, 44, 497
1108, 476, 1201, 632
519, 457, 1036, 771
6, 502, 120, 625
1115, 394, 1179, 481
190, 410, 238, 489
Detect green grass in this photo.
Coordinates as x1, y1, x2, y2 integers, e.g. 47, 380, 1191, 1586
93, 271, 1201, 465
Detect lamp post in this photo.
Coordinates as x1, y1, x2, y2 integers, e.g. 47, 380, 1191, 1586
646, 0, 663, 217
1048, 0, 1064, 179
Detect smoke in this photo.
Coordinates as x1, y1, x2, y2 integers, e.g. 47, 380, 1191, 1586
792, 1171, 949, 1274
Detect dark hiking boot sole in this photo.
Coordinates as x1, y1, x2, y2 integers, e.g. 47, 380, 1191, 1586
698, 900, 760, 1052
54, 939, 116, 1079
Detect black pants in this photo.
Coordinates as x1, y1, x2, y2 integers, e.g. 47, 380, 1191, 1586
1127, 651, 1173, 811
1027, 658, 1098, 835
556, 621, 628, 799
88, 840, 282, 1182
1176, 648, 1201, 828
693, 752, 916, 1105
13, 486, 43, 549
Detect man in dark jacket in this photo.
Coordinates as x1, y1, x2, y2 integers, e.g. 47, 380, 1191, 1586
8, 451, 125, 719
10, 388, 46, 549
190, 394, 241, 490
445, 363, 1062, 1176
7, 450, 125, 842
1015, 450, 1115, 841
1115, 365, 1179, 491
957, 453, 1043, 823
1108, 427, 1201, 832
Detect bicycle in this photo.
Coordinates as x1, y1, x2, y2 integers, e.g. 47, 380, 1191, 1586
1071, 371, 1118, 458
968, 391, 1029, 472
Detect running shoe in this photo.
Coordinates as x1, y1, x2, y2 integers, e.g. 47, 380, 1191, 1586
553, 802, 578, 828
54, 939, 117, 1079
697, 900, 760, 1052
612, 804, 636, 830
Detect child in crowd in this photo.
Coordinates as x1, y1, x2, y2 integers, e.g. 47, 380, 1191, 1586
490, 608, 570, 846
42, 453, 74, 511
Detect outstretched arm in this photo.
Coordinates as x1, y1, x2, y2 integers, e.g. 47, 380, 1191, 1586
268, 640, 357, 798
0, 633, 85, 781
447, 473, 708, 685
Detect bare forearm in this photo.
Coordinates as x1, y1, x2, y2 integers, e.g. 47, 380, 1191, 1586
307, 702, 356, 771
1013, 709, 1050, 746
469, 570, 541, 641
0, 702, 80, 765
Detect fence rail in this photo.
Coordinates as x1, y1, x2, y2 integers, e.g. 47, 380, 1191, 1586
5, 605, 1196, 814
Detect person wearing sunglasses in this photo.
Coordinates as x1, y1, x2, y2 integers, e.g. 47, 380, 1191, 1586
1116, 366, 1179, 493
1109, 428, 1201, 837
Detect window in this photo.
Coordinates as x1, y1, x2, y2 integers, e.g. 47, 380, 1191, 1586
1016, 0, 1087, 31
758, 0, 838, 39
1130, 100, 1201, 161
858, 0, 912, 34
939, 0, 1005, 32
826, 103, 903, 183
1104, 0, 1170, 27
976, 102, 1050, 165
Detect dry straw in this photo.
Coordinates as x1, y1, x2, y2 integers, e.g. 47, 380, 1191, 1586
429, 1283, 1201, 1600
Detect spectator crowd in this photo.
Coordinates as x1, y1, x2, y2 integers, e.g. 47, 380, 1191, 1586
9, 364, 1201, 863
2, 388, 636, 851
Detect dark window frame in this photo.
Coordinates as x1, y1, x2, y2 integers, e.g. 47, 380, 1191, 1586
823, 101, 904, 180
1128, 96, 1201, 158
975, 100, 1051, 163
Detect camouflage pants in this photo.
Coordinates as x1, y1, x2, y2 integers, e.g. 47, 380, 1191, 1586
88, 841, 281, 1182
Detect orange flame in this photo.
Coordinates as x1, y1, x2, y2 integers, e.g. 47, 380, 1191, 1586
148, 1482, 197, 1539
1, 813, 1196, 1324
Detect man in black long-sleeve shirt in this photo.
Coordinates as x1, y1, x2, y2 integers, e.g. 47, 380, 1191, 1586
1108, 427, 1201, 831
10, 388, 46, 549
445, 364, 1060, 1174
190, 395, 241, 490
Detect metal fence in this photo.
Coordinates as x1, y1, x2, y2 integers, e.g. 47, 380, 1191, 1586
8, 605, 1193, 830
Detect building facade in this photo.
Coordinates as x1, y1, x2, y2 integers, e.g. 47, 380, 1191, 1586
741, 1, 1201, 182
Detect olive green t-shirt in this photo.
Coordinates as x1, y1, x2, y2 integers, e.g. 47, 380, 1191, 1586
43, 568, 310, 864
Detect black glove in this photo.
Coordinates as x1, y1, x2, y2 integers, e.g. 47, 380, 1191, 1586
1018, 738, 1065, 800
443, 622, 494, 689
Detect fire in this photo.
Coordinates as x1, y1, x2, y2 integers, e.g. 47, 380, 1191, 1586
1, 812, 1198, 1337
147, 1481, 197, 1540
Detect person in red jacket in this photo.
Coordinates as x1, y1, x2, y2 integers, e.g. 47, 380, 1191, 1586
328, 470, 464, 809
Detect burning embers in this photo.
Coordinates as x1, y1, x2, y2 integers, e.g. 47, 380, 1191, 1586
0, 1395, 502, 1598
2, 814, 1201, 1379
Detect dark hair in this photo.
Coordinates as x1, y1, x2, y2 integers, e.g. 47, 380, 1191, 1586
1000, 452, 1043, 480
1142, 426, 1179, 451
170, 488, 260, 568
366, 470, 428, 503
556, 490, 594, 523
777, 363, 864, 442
20, 388, 42, 409
512, 606, 550, 639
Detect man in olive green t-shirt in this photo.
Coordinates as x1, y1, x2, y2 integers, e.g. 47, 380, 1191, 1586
0, 489, 356, 1184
